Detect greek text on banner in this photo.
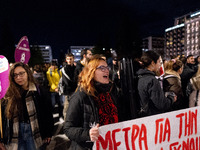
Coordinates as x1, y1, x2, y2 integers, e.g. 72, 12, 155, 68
93, 106, 200, 150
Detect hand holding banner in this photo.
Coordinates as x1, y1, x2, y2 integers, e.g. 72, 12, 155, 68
93, 107, 200, 150
0, 55, 9, 100
15, 36, 31, 64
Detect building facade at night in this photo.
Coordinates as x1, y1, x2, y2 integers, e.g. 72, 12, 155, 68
142, 36, 165, 57
30, 45, 53, 63
165, 10, 200, 58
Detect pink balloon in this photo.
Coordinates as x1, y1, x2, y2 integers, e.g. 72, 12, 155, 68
0, 55, 10, 100
15, 36, 31, 64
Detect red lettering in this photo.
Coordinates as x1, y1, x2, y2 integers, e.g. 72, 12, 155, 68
112, 128, 121, 150
131, 125, 140, 150
139, 124, 148, 150
190, 138, 195, 150
178, 145, 181, 150
98, 131, 113, 150
96, 140, 100, 150
199, 136, 200, 150
195, 137, 198, 150
122, 127, 131, 150
185, 112, 190, 136
169, 136, 200, 150
159, 122, 163, 143
163, 118, 171, 142
176, 113, 184, 138
191, 109, 197, 135
170, 142, 179, 150
155, 118, 164, 144
182, 138, 189, 150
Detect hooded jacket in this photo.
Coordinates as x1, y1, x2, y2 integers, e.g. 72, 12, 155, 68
137, 68, 173, 116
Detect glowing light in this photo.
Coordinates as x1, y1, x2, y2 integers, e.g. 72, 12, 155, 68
165, 24, 185, 32
190, 11, 200, 17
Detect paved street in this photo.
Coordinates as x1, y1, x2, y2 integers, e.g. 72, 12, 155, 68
46, 104, 71, 150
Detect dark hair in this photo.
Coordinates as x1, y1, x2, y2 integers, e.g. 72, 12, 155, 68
187, 55, 194, 60
195, 56, 200, 64
141, 51, 160, 68
81, 49, 87, 59
51, 59, 58, 66
179, 55, 186, 65
65, 53, 74, 58
173, 60, 183, 71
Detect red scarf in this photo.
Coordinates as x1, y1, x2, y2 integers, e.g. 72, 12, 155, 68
95, 92, 118, 126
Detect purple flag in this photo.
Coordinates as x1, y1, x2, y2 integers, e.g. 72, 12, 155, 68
15, 36, 31, 64
0, 55, 9, 100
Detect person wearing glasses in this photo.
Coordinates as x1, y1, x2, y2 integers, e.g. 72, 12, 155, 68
0, 62, 54, 150
63, 55, 119, 150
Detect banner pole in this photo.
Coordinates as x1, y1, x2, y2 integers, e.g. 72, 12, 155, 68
0, 100, 3, 139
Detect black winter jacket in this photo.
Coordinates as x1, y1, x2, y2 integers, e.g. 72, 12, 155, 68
63, 87, 118, 150
137, 69, 173, 116
180, 63, 198, 108
74, 61, 84, 83
62, 64, 77, 95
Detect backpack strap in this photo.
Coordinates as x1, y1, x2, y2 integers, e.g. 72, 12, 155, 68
50, 68, 52, 76
61, 67, 71, 81
57, 69, 61, 77
164, 74, 177, 79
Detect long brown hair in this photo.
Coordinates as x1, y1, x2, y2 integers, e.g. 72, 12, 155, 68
164, 59, 183, 72
5, 62, 35, 119
78, 55, 106, 97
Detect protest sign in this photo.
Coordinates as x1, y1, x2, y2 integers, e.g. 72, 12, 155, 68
93, 106, 200, 150
15, 36, 30, 64
0, 55, 9, 100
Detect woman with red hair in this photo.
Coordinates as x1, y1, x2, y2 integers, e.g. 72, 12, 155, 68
63, 55, 119, 150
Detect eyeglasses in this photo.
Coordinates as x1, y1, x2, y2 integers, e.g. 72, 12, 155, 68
96, 66, 109, 72
14, 71, 26, 79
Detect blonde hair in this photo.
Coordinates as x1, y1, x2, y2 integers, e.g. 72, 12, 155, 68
78, 55, 106, 97
164, 59, 183, 72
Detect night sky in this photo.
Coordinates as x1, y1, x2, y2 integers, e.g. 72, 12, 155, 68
0, 0, 200, 59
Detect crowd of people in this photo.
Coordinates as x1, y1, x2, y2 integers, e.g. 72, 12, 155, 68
1, 49, 200, 150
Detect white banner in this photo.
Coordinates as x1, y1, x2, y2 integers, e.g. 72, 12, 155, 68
93, 106, 200, 150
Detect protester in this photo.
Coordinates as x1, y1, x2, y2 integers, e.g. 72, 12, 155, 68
0, 62, 54, 150
33, 64, 45, 87
195, 55, 200, 65
109, 57, 120, 83
99, 54, 106, 61
137, 51, 177, 117
163, 59, 184, 110
74, 48, 93, 82
62, 53, 77, 120
189, 65, 200, 107
63, 55, 119, 149
46, 60, 64, 120
181, 55, 198, 108
41, 63, 51, 90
